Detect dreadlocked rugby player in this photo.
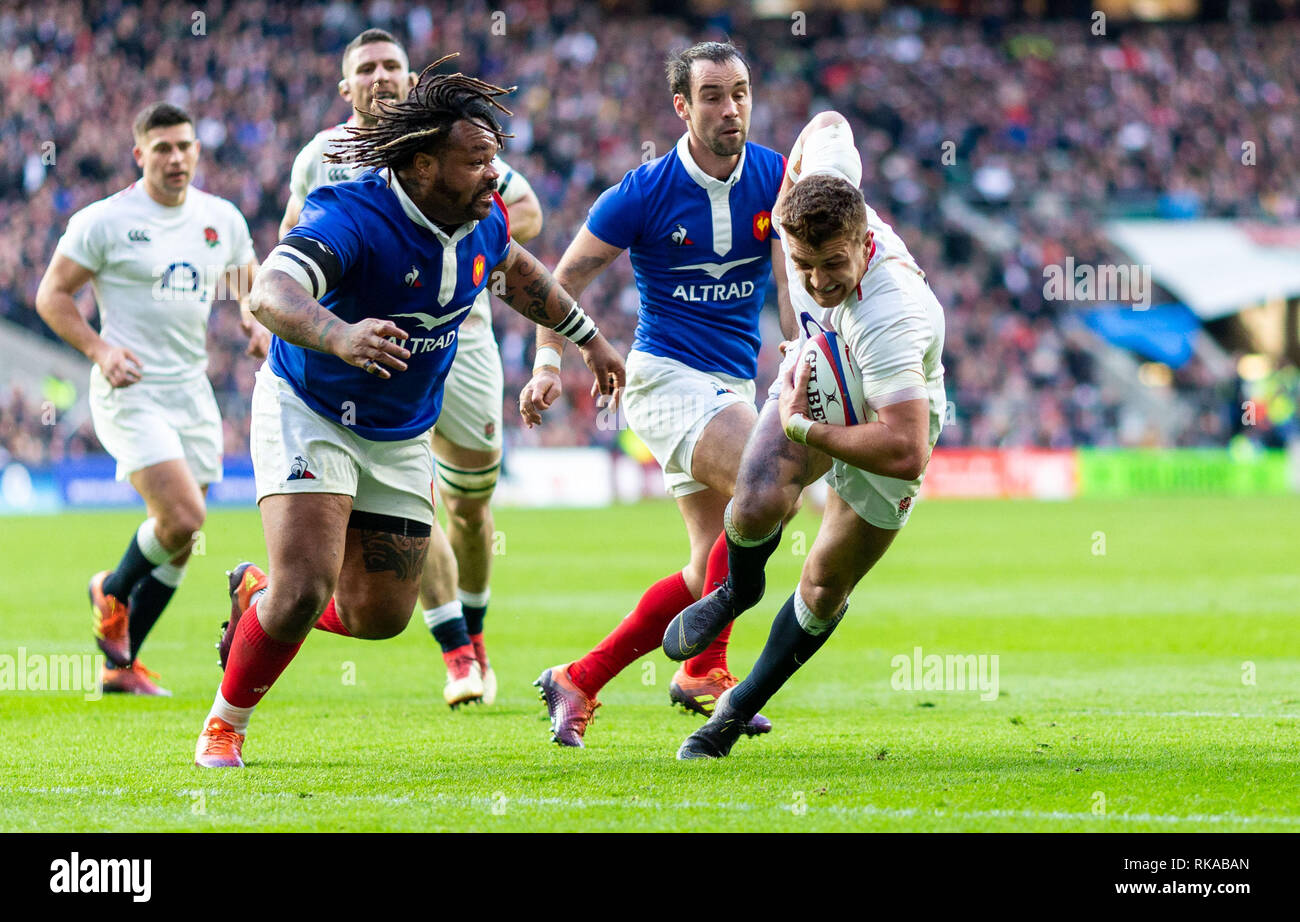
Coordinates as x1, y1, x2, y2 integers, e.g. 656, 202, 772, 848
35, 102, 268, 697
518, 41, 796, 747
194, 60, 624, 768
663, 112, 947, 759
279, 29, 546, 709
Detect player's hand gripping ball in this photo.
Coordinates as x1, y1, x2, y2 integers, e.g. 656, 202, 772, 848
797, 328, 867, 427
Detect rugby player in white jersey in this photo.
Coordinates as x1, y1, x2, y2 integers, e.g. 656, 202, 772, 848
663, 113, 948, 758
35, 102, 268, 695
276, 29, 545, 708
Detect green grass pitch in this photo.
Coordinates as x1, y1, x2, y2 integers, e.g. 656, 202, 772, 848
1, 496, 1296, 832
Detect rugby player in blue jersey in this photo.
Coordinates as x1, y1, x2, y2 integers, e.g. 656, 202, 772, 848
519, 42, 796, 746
194, 62, 625, 768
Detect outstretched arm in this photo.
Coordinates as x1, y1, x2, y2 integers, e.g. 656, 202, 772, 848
493, 240, 625, 418
519, 227, 624, 426
775, 110, 854, 222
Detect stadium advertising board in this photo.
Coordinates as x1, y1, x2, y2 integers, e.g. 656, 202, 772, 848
1, 448, 1294, 514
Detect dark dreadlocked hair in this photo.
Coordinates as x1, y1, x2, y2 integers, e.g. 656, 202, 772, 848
325, 54, 515, 173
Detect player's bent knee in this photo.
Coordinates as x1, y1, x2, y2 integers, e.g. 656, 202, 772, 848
266, 582, 334, 632
158, 505, 205, 550
733, 481, 796, 537
799, 580, 850, 622
341, 605, 411, 640
443, 493, 491, 528
435, 458, 500, 505
335, 592, 415, 639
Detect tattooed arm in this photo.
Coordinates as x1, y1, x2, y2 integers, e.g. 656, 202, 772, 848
517, 227, 624, 426
494, 241, 625, 423
248, 269, 412, 379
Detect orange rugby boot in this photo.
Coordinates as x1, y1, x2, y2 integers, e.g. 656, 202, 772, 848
101, 660, 171, 696
669, 666, 772, 735
218, 562, 267, 670
194, 716, 245, 768
89, 570, 131, 667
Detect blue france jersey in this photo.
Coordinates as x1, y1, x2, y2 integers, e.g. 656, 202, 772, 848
269, 170, 512, 440
586, 135, 785, 379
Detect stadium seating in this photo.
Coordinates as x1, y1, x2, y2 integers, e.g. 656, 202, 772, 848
3, 2, 1297, 466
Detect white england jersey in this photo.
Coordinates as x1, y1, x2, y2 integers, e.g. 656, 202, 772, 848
56, 182, 256, 382
289, 120, 534, 332
288, 121, 364, 202
779, 140, 946, 446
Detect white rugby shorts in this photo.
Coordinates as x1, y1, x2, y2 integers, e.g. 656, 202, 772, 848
622, 349, 755, 498
250, 365, 434, 525
89, 367, 223, 484
433, 316, 503, 453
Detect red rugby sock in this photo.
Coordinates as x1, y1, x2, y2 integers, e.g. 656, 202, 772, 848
567, 571, 696, 699
219, 602, 304, 708
685, 532, 732, 677
313, 598, 352, 636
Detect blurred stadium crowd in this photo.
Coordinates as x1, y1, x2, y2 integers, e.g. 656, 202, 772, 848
2, 0, 1297, 466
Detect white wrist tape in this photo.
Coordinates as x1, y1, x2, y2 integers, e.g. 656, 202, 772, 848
553, 304, 599, 347
785, 412, 814, 444
533, 346, 563, 373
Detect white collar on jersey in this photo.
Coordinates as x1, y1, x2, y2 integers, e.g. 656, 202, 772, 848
675, 133, 746, 190
385, 168, 478, 246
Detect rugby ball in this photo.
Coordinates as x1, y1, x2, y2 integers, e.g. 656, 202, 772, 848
798, 329, 867, 427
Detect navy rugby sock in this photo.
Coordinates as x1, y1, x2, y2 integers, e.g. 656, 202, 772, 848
424, 601, 473, 652
103, 519, 172, 600
459, 589, 490, 636
127, 563, 184, 660
728, 592, 843, 718
724, 525, 782, 613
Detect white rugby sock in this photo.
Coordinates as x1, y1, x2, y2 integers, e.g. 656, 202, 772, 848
724, 500, 780, 547
206, 689, 255, 734
151, 560, 187, 588
457, 587, 490, 608
423, 600, 463, 630
137, 518, 173, 565
793, 585, 848, 636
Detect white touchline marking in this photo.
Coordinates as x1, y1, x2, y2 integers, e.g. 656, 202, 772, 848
1068, 709, 1298, 719
8, 786, 1297, 826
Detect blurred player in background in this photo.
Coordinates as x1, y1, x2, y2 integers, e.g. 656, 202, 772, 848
34, 102, 268, 696
665, 113, 947, 758
519, 41, 794, 746
195, 63, 623, 768
280, 29, 546, 708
